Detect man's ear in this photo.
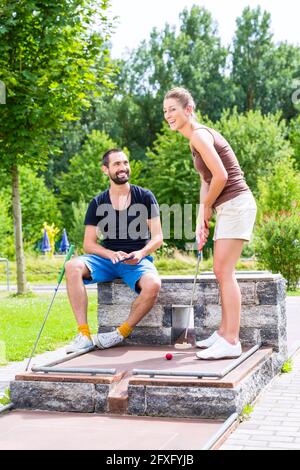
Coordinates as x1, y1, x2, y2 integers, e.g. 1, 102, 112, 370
102, 164, 109, 176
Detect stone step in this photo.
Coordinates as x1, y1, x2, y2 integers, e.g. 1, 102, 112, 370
11, 345, 274, 419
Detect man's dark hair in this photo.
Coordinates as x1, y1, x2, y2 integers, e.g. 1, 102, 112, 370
102, 148, 123, 167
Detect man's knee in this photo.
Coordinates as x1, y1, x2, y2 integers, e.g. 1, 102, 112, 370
140, 276, 161, 298
65, 259, 89, 279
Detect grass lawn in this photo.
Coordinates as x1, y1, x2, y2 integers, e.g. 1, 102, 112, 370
0, 291, 98, 363
0, 252, 258, 283
287, 288, 300, 297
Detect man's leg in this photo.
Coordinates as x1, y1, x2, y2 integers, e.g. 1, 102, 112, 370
125, 273, 161, 328
65, 258, 94, 352
93, 272, 161, 349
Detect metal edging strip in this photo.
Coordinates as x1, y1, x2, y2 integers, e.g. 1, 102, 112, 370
31, 366, 116, 376
29, 346, 96, 370
132, 344, 261, 379
201, 412, 239, 450
0, 403, 13, 414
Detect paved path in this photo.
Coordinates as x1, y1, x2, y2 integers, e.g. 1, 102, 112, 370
0, 347, 67, 397
220, 296, 300, 450
220, 349, 300, 450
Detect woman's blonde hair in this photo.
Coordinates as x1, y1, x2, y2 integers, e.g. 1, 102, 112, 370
164, 87, 196, 118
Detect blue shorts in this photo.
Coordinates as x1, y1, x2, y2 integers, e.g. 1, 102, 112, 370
79, 254, 158, 293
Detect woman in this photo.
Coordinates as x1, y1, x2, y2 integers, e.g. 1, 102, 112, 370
163, 87, 257, 360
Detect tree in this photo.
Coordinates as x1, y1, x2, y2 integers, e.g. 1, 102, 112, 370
231, 6, 300, 117
231, 6, 274, 112
0, 191, 14, 259
0, 0, 114, 292
289, 115, 300, 170
19, 168, 62, 247
265, 43, 300, 120
93, 6, 231, 159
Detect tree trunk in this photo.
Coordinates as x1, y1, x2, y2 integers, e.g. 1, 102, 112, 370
247, 85, 254, 111
12, 164, 27, 294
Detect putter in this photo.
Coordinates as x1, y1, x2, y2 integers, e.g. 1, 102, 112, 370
174, 250, 203, 350
25, 244, 75, 372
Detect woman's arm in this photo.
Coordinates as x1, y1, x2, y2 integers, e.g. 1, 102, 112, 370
196, 176, 209, 250
190, 129, 228, 223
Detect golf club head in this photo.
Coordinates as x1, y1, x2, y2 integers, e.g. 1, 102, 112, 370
174, 341, 193, 350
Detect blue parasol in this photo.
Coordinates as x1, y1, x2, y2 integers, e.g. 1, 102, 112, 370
41, 228, 51, 253
59, 228, 70, 253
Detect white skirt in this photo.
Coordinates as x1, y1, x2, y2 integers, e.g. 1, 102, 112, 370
213, 192, 257, 242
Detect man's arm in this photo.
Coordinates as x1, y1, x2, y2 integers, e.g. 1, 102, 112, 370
83, 225, 130, 264
141, 216, 163, 257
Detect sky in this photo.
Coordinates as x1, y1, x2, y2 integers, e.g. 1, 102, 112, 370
107, 0, 300, 58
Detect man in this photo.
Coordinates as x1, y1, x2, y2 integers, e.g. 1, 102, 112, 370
65, 148, 163, 353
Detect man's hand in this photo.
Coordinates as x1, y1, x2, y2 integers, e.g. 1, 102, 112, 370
122, 250, 145, 265
109, 251, 132, 264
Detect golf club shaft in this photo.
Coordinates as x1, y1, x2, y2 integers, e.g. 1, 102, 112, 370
25, 286, 59, 371
184, 251, 202, 341
25, 244, 75, 372
190, 251, 202, 307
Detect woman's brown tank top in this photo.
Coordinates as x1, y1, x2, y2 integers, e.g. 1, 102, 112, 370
191, 126, 249, 207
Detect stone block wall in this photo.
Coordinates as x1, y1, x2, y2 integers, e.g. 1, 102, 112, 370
98, 272, 287, 367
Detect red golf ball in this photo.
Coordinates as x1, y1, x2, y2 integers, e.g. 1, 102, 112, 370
165, 353, 173, 360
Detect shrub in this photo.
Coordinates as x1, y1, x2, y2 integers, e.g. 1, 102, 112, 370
68, 198, 88, 254
256, 156, 300, 224
217, 109, 292, 194
254, 212, 300, 290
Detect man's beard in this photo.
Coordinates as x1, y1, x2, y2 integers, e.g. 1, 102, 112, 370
110, 170, 130, 185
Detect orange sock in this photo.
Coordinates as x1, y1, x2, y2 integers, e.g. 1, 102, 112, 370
78, 324, 91, 339
117, 322, 133, 338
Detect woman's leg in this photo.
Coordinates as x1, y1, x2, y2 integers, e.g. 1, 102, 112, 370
213, 239, 244, 344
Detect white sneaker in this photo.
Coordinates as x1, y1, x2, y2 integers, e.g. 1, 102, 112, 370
93, 330, 124, 349
66, 333, 94, 354
196, 331, 220, 349
196, 336, 242, 360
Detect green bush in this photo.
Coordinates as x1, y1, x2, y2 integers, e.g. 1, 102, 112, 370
281, 358, 293, 373
68, 198, 88, 254
217, 109, 292, 194
254, 213, 300, 290
289, 114, 300, 170
256, 156, 300, 223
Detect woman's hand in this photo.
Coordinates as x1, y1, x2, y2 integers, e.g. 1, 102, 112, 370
204, 204, 213, 226
196, 220, 209, 251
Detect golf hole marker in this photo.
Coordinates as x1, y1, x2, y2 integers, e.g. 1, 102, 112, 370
172, 304, 195, 349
